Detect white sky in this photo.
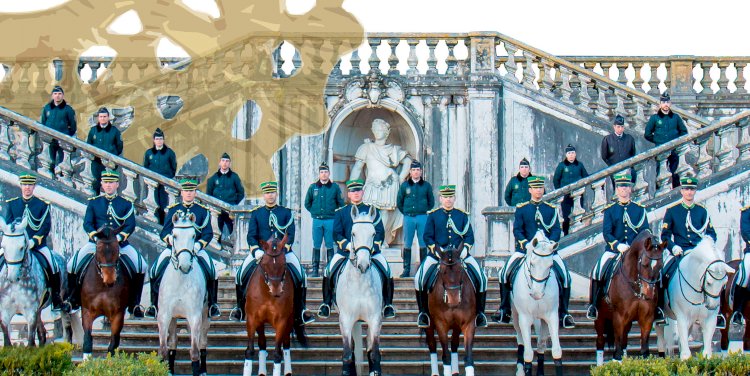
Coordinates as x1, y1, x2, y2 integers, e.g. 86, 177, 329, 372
1, 0, 748, 56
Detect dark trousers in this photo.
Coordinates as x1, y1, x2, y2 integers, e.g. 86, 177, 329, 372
218, 211, 234, 235
49, 140, 65, 172
91, 160, 104, 193
655, 149, 680, 188
155, 184, 168, 225
561, 194, 583, 235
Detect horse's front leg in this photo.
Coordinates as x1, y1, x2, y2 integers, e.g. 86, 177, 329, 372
436, 324, 451, 376
199, 309, 209, 376
35, 314, 47, 346
426, 325, 439, 376
0, 318, 11, 347
24, 307, 38, 347
243, 322, 257, 376
462, 323, 476, 376
638, 315, 654, 358
517, 314, 534, 376
611, 311, 627, 361
366, 322, 382, 376
340, 320, 356, 376
282, 327, 292, 376
545, 316, 563, 376
272, 323, 286, 376
107, 311, 124, 356
675, 316, 692, 360
81, 308, 95, 361
187, 313, 202, 376
702, 312, 718, 358
450, 327, 460, 375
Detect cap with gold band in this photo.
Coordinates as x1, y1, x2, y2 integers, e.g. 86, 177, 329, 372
527, 176, 545, 188
179, 177, 199, 191
101, 169, 120, 182
18, 173, 37, 185
439, 185, 456, 197
346, 179, 364, 192
614, 173, 633, 187
260, 181, 278, 193
680, 176, 698, 189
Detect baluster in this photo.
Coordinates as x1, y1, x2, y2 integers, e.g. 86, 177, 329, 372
273, 47, 284, 78
368, 38, 381, 75
207, 206, 222, 245
614, 91, 628, 122
503, 43, 518, 81
736, 118, 750, 162
632, 162, 650, 202
141, 177, 160, 223
292, 49, 302, 75
539, 59, 555, 96
53, 60, 64, 82
120, 169, 138, 202
633, 97, 647, 124
0, 118, 13, 161
715, 126, 737, 171
632, 63, 645, 93
56, 141, 75, 188
589, 179, 608, 225
16, 63, 31, 94
165, 186, 180, 208
594, 82, 611, 119
387, 38, 400, 75
674, 143, 696, 177
654, 150, 673, 196
569, 187, 587, 231
406, 39, 419, 76
663, 62, 672, 94
717, 62, 730, 94
89, 61, 101, 82
736, 62, 748, 94
74, 150, 96, 196
331, 60, 342, 77
426, 38, 438, 75
648, 62, 661, 96
10, 123, 33, 169
600, 62, 613, 80
35, 134, 54, 179
616, 63, 628, 86
694, 135, 714, 179
521, 51, 536, 90
577, 73, 593, 112
700, 62, 713, 95
445, 39, 458, 76
350, 48, 361, 76
557, 65, 574, 104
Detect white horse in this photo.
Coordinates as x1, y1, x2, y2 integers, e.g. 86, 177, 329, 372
336, 206, 384, 376
511, 231, 563, 376
0, 216, 50, 347
157, 212, 210, 376
660, 237, 733, 360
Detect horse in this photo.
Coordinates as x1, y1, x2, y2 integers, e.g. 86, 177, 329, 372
719, 260, 750, 354
80, 224, 131, 360
157, 212, 210, 376
594, 230, 666, 365
336, 206, 384, 376
511, 231, 562, 376
660, 237, 734, 360
243, 234, 307, 376
425, 242, 477, 376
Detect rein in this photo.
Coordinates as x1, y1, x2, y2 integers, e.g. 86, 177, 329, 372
260, 250, 287, 289
616, 246, 661, 300
170, 224, 197, 274
439, 252, 464, 304
677, 257, 727, 306
2, 233, 28, 266
524, 246, 554, 295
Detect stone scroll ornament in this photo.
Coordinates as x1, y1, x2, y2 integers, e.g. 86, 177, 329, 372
0, 0, 364, 195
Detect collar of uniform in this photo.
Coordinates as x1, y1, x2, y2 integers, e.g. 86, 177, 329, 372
441, 207, 453, 213
530, 199, 542, 205
657, 110, 674, 118
265, 204, 277, 209
219, 168, 231, 176
407, 178, 424, 186
152, 145, 168, 154
316, 180, 332, 187
183, 200, 194, 207
97, 122, 112, 130
104, 193, 117, 200
516, 173, 531, 181
618, 200, 630, 206
49, 99, 67, 109
352, 202, 364, 207
681, 201, 695, 209
22, 196, 33, 202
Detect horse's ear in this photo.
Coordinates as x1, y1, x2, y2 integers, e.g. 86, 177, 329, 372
280, 233, 289, 249
259, 238, 268, 251
172, 212, 180, 224
643, 236, 653, 249
188, 213, 196, 223
725, 264, 736, 274
368, 205, 376, 221
551, 242, 559, 251
531, 237, 538, 248
659, 240, 668, 250
350, 204, 358, 220
16, 216, 27, 232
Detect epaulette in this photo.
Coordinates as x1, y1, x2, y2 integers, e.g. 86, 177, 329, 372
696, 203, 706, 208
427, 207, 440, 214
166, 202, 179, 209
454, 208, 470, 215
248, 205, 261, 213
543, 201, 557, 209
335, 206, 346, 212
603, 202, 615, 210
88, 194, 103, 201
516, 201, 529, 208
195, 202, 208, 210
665, 201, 681, 210
41, 199, 50, 205
742, 205, 750, 212
633, 201, 645, 207
5, 197, 18, 203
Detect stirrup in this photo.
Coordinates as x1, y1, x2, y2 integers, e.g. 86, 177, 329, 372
131, 305, 146, 319
716, 314, 727, 330
417, 312, 430, 328
145, 306, 158, 318
731, 311, 745, 326
654, 308, 666, 326
561, 314, 576, 329
586, 305, 598, 321
229, 307, 244, 322
318, 303, 331, 318
382, 305, 396, 318
301, 309, 316, 325
208, 304, 222, 318
475, 313, 488, 328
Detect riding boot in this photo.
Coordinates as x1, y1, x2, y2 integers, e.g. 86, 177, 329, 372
295, 285, 316, 325
326, 248, 334, 264
716, 287, 728, 329
318, 275, 333, 318
311, 248, 321, 278
491, 281, 512, 324
61, 272, 79, 313
419, 247, 428, 264
145, 274, 160, 318
382, 277, 396, 318
586, 279, 600, 320
399, 248, 412, 278
49, 271, 63, 311
129, 273, 146, 318
732, 285, 748, 325
416, 290, 430, 328
475, 291, 488, 328
230, 284, 246, 321
559, 285, 575, 329
208, 279, 221, 319
654, 286, 667, 326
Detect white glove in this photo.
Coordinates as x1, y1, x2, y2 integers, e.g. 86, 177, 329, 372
193, 242, 202, 253
254, 249, 264, 261
672, 245, 683, 256
616, 243, 629, 253
164, 235, 173, 246
116, 234, 124, 243
460, 245, 469, 259
524, 242, 534, 252
346, 243, 353, 252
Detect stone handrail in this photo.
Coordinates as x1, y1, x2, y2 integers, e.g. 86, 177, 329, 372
482, 110, 750, 254
0, 106, 240, 261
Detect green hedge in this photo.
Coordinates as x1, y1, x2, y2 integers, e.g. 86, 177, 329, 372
591, 353, 750, 376
66, 351, 168, 376
0, 342, 75, 376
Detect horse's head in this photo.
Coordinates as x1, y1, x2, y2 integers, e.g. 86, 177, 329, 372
349, 205, 376, 274
526, 231, 557, 300
94, 224, 124, 285
628, 230, 667, 300
0, 216, 32, 282
438, 242, 464, 308
691, 238, 734, 310
259, 234, 288, 297
171, 212, 198, 274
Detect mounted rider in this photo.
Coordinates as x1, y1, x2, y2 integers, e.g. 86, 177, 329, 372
413, 184, 488, 328
586, 173, 649, 320
659, 175, 722, 328
731, 204, 750, 325
317, 179, 396, 319
491, 175, 576, 329
229, 181, 315, 325
1, 173, 62, 310
146, 177, 222, 319
62, 169, 148, 317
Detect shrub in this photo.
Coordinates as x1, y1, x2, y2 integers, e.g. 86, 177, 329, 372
590, 353, 750, 376
67, 351, 168, 376
0, 342, 75, 376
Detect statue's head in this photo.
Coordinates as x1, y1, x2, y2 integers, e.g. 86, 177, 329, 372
371, 119, 391, 140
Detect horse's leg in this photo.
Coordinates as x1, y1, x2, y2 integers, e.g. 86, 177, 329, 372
702, 313, 717, 358
536, 319, 547, 376
81, 309, 94, 361
426, 325, 439, 376
107, 312, 124, 356
62, 311, 73, 343
270, 323, 285, 376
745, 321, 750, 353
462, 323, 476, 376
517, 314, 534, 376
450, 327, 460, 376
340, 320, 356, 376
638, 317, 654, 358
675, 317, 692, 360
283, 332, 292, 376
594, 317, 605, 366
366, 321, 382, 376
513, 312, 524, 376
546, 316, 563, 376
187, 313, 202, 376
0, 319, 11, 347
199, 309, 209, 376
258, 326, 269, 376
436, 325, 451, 376
36, 314, 47, 346
655, 324, 666, 357
611, 312, 626, 361
25, 307, 38, 347
243, 321, 256, 376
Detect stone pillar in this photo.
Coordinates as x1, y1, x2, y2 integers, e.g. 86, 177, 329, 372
469, 33, 497, 74
453, 96, 469, 209
298, 133, 326, 263
438, 96, 450, 185
668, 56, 697, 103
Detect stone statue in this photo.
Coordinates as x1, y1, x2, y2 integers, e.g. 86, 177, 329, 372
350, 118, 412, 246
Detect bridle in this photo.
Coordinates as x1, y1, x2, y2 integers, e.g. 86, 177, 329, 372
617, 245, 662, 300
677, 257, 728, 306
525, 244, 554, 295
260, 247, 287, 291
95, 238, 120, 282
349, 220, 374, 270
2, 232, 29, 267
170, 223, 197, 274
438, 248, 464, 304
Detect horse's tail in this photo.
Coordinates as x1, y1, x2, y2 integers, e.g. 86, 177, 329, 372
292, 320, 309, 348
604, 318, 615, 349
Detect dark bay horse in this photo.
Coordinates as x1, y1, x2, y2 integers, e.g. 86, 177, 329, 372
80, 225, 130, 360
243, 235, 306, 376
719, 260, 750, 352
595, 230, 666, 363
425, 243, 477, 376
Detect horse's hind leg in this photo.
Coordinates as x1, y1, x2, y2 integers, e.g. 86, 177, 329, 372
108, 312, 125, 355
450, 327, 460, 375
282, 333, 292, 376
436, 326, 451, 376
638, 318, 654, 357
36, 315, 47, 346
462, 324, 476, 376
366, 322, 382, 376
0, 319, 11, 346
199, 311, 209, 375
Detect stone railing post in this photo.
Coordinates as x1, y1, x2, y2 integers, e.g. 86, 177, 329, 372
74, 150, 96, 196
35, 134, 54, 179
694, 135, 714, 179
470, 34, 497, 74
588, 178, 608, 225
668, 56, 696, 101
10, 123, 33, 169
715, 126, 738, 171
569, 187, 587, 231
481, 206, 516, 277
736, 118, 750, 163
141, 177, 160, 223
632, 162, 650, 202
56, 141, 76, 188
0, 118, 11, 161
654, 150, 673, 196
120, 169, 138, 202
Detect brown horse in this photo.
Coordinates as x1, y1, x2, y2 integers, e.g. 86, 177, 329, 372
243, 235, 307, 376
80, 225, 130, 360
719, 260, 750, 352
425, 243, 477, 376
595, 230, 666, 363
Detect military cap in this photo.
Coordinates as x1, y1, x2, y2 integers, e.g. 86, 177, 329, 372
565, 144, 576, 153
660, 92, 671, 102
153, 128, 164, 138
97, 107, 110, 115
179, 177, 199, 191
614, 173, 633, 187
346, 179, 364, 192
51, 85, 64, 94
680, 176, 698, 189
439, 185, 456, 197
18, 173, 37, 185
519, 158, 530, 167
101, 169, 120, 182
527, 176, 545, 188
614, 114, 625, 125
410, 160, 422, 169
260, 181, 278, 193
319, 162, 329, 171
221, 152, 231, 160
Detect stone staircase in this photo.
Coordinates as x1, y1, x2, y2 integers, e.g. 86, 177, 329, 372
80, 277, 666, 375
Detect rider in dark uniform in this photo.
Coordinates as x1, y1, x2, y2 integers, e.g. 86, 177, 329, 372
317, 179, 396, 319
731, 205, 750, 325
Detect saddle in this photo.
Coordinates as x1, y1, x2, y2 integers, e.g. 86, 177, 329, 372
423, 262, 480, 294
75, 253, 135, 286
602, 255, 622, 302
238, 258, 301, 289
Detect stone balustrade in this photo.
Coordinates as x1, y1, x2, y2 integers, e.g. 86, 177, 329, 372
482, 110, 750, 256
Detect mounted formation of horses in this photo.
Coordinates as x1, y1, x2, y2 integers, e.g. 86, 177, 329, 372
594, 230, 665, 365
242, 233, 307, 376
658, 237, 733, 359
0, 217, 70, 346
424, 243, 477, 376
157, 212, 210, 376
511, 231, 564, 376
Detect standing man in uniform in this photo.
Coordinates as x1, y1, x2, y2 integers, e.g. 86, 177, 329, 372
40, 85, 77, 175
413, 184, 487, 328
491, 176, 576, 328
86, 108, 123, 194
731, 205, 750, 325
1, 173, 63, 310
206, 153, 245, 236
146, 177, 222, 319
396, 160, 434, 277
317, 179, 396, 319
62, 169, 148, 318
586, 173, 649, 320
304, 162, 344, 278
230, 181, 315, 325
142, 128, 177, 224
644, 92, 688, 188
658, 176, 723, 328
601, 114, 637, 185
553, 144, 589, 235
504, 158, 533, 206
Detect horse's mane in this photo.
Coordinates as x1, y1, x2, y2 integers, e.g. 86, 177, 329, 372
692, 236, 720, 261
